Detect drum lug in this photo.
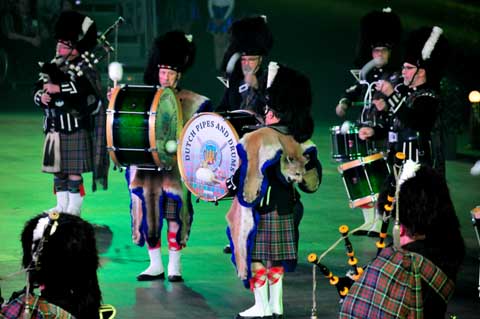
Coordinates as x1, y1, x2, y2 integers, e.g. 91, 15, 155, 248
196, 197, 200, 203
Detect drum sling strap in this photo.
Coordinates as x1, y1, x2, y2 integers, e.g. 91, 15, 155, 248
42, 131, 61, 173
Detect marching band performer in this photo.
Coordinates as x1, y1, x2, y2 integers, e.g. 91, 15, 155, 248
224, 62, 322, 319
128, 31, 211, 282
335, 8, 402, 237
339, 163, 465, 318
216, 15, 273, 116
359, 26, 449, 167
335, 7, 402, 122
33, 11, 108, 216
0, 213, 103, 319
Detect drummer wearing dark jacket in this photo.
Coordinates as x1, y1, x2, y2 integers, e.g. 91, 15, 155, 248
33, 11, 108, 216
336, 7, 402, 126
359, 26, 449, 167
216, 15, 273, 116
224, 62, 322, 319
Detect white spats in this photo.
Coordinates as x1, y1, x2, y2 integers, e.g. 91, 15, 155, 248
238, 269, 272, 318
138, 247, 164, 279
66, 192, 83, 216
46, 191, 69, 214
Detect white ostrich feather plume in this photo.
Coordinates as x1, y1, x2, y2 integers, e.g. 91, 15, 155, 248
398, 160, 421, 186
267, 61, 279, 89
421, 26, 443, 61
33, 216, 50, 242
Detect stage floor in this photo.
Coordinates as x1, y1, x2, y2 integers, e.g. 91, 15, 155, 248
1, 113, 479, 318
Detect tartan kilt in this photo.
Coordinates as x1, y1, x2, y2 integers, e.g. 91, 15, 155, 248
251, 210, 297, 262
59, 129, 93, 174
163, 195, 178, 220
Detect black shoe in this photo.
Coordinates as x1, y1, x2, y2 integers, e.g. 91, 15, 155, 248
168, 275, 184, 282
223, 244, 232, 254
352, 230, 369, 236
136, 272, 165, 281
272, 314, 284, 319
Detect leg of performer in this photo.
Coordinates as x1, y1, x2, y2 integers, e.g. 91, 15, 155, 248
137, 241, 165, 281
353, 206, 374, 236
368, 206, 383, 237
167, 221, 183, 282
268, 265, 284, 318
236, 262, 272, 319
47, 174, 69, 213
66, 175, 84, 216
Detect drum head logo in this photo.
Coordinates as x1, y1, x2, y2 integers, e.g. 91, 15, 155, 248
201, 141, 221, 169
179, 113, 240, 201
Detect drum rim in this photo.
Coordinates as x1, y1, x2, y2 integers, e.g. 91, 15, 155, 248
350, 194, 379, 208
149, 88, 164, 167
106, 86, 122, 167
177, 112, 241, 202
361, 152, 384, 164
149, 87, 183, 168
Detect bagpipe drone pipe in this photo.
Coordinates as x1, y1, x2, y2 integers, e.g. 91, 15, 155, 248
39, 17, 125, 85
307, 153, 405, 305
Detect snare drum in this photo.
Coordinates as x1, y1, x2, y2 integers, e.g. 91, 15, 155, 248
338, 153, 390, 208
177, 111, 261, 202
331, 125, 371, 162
106, 85, 182, 169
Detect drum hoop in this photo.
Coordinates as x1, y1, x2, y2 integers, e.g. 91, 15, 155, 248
177, 112, 240, 201
362, 152, 384, 164
338, 158, 362, 172
147, 87, 183, 168
350, 194, 378, 208
148, 88, 163, 167
106, 86, 122, 167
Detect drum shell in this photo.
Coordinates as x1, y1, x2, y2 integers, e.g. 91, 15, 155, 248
331, 125, 383, 162
106, 85, 182, 169
338, 153, 390, 208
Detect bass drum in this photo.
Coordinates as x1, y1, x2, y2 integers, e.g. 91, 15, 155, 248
177, 110, 261, 202
106, 85, 182, 169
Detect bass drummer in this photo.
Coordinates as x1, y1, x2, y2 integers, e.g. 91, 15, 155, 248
125, 31, 211, 282
334, 8, 402, 236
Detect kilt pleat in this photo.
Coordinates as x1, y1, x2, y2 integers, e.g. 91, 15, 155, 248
59, 129, 92, 174
251, 210, 297, 262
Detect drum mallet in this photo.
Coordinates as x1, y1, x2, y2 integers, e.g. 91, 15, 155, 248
108, 61, 123, 88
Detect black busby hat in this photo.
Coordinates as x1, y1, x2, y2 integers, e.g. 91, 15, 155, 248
21, 213, 101, 318
143, 30, 196, 85
266, 62, 313, 142
54, 11, 97, 53
221, 16, 273, 73
404, 26, 449, 84
355, 7, 402, 66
